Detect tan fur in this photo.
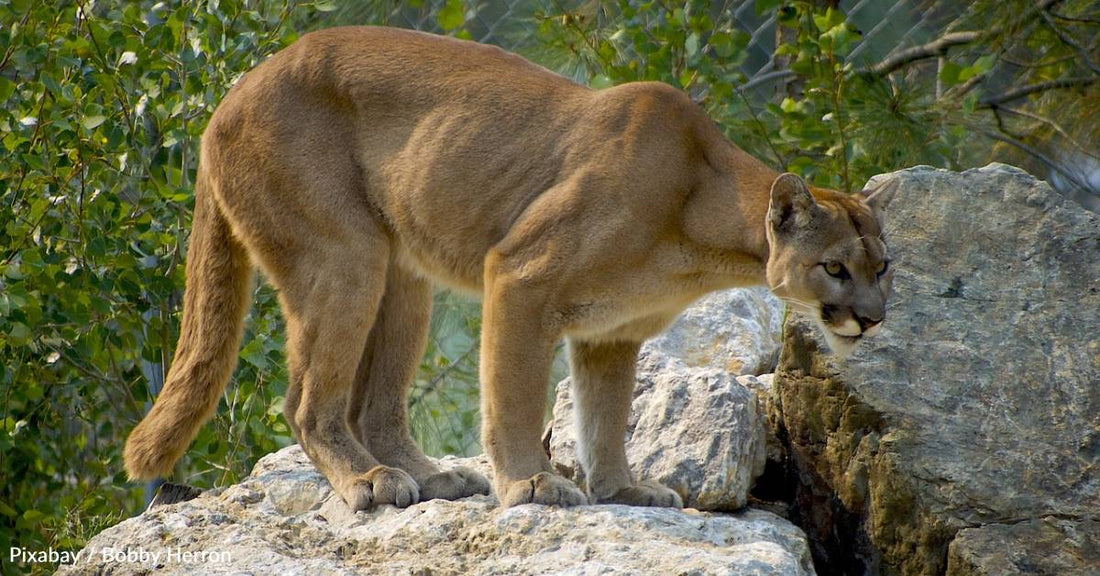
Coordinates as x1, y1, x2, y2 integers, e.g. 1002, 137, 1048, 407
123, 27, 896, 509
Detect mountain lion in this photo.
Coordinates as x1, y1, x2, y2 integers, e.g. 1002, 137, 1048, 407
124, 27, 897, 510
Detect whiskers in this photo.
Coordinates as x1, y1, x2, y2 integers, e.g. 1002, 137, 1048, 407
780, 297, 821, 317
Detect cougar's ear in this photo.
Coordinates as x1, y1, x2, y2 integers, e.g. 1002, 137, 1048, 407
769, 173, 817, 231
861, 177, 899, 214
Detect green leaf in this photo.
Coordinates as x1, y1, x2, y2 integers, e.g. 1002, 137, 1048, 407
755, 0, 782, 16
240, 337, 268, 369
939, 61, 963, 87
267, 395, 285, 416
679, 69, 694, 88
590, 74, 614, 89
671, 8, 686, 27
83, 115, 107, 130
438, 0, 465, 32
685, 33, 700, 58
780, 97, 802, 113
0, 77, 15, 103
959, 55, 996, 82
6, 323, 31, 345
813, 7, 846, 33
313, 0, 337, 12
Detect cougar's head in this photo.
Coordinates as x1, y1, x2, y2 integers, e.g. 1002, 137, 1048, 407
764, 173, 899, 357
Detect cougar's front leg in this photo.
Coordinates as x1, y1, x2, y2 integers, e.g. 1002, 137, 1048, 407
480, 256, 586, 507
570, 338, 683, 508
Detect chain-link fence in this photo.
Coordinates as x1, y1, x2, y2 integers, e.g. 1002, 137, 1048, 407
340, 1, 1001, 100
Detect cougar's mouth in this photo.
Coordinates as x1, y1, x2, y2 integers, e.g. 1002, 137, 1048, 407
779, 298, 877, 357
829, 331, 862, 344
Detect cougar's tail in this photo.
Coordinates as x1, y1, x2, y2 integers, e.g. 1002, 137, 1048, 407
124, 168, 252, 480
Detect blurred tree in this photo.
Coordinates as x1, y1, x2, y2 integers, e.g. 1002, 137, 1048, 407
529, 0, 1098, 204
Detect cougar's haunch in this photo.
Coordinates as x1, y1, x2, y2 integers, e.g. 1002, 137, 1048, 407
124, 27, 897, 510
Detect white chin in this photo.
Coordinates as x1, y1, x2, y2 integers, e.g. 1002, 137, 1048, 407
820, 325, 862, 358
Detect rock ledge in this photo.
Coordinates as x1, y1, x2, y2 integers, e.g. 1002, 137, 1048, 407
61, 441, 812, 575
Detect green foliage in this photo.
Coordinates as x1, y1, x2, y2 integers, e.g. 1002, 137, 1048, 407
0, 0, 315, 571
411, 291, 483, 457
437, 0, 467, 33
531, 0, 1098, 193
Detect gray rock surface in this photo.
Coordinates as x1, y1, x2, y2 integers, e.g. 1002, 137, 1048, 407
946, 517, 1099, 576
771, 164, 1100, 575
59, 445, 815, 575
736, 374, 785, 464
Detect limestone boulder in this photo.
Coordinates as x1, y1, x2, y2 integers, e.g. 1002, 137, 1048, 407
548, 352, 768, 511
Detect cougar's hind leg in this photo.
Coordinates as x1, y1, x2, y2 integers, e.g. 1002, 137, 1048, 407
349, 262, 489, 502
569, 338, 682, 508
270, 225, 420, 511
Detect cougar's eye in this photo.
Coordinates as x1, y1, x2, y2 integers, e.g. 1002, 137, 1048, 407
823, 261, 849, 279
877, 260, 890, 277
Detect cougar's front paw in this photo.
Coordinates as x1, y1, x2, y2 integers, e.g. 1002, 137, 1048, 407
343, 465, 420, 510
420, 466, 491, 501
499, 472, 587, 507
599, 480, 683, 508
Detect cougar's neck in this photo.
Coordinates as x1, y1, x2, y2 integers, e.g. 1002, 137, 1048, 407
681, 140, 777, 280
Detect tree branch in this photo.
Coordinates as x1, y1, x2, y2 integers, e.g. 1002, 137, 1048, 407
947, 72, 987, 98
854, 0, 1066, 77
979, 76, 1097, 107
1039, 9, 1100, 75
856, 32, 982, 76
1049, 9, 1100, 25
997, 106, 1100, 161
1000, 53, 1077, 69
